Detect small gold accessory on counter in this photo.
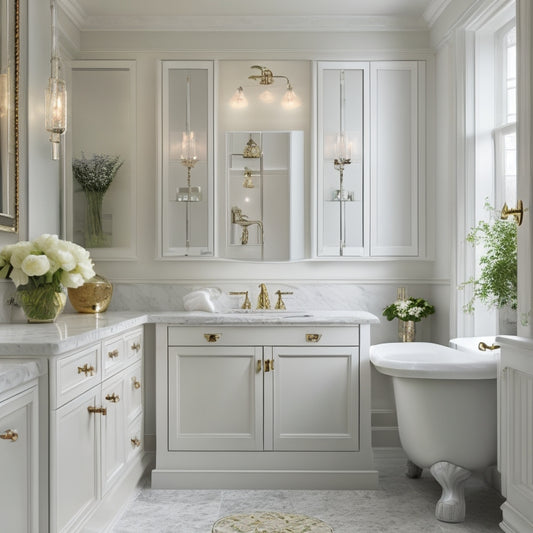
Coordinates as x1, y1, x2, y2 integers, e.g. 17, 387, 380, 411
68, 274, 113, 313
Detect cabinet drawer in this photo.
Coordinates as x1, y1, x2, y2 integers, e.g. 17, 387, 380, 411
124, 361, 143, 423
168, 326, 359, 347
53, 344, 100, 408
127, 414, 143, 463
103, 336, 126, 378
125, 328, 143, 361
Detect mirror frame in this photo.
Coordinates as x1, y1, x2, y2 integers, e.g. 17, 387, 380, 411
0, 0, 19, 232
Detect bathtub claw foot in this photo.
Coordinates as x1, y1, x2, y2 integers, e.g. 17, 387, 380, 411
430, 461, 471, 523
406, 460, 423, 478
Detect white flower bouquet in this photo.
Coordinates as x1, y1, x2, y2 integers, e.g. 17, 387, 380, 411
0, 234, 95, 321
383, 297, 435, 323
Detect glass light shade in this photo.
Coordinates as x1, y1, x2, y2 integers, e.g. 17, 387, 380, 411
281, 86, 300, 109
180, 131, 197, 163
259, 89, 275, 103
230, 86, 248, 108
335, 133, 352, 161
45, 76, 67, 160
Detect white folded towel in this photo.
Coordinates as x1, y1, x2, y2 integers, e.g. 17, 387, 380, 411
183, 288, 221, 313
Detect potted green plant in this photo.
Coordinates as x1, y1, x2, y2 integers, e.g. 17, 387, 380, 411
459, 203, 517, 320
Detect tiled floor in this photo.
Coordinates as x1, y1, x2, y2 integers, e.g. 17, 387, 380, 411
111, 450, 504, 532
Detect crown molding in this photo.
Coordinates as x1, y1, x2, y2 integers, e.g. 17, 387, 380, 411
423, 0, 454, 27
55, 10, 429, 33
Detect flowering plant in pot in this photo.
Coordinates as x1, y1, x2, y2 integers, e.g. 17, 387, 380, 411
72, 153, 123, 248
0, 234, 95, 322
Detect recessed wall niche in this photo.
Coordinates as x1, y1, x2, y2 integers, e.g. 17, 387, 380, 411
70, 60, 137, 260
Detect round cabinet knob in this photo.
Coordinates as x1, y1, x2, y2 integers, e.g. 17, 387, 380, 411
131, 437, 141, 448
132, 378, 141, 389
131, 342, 141, 352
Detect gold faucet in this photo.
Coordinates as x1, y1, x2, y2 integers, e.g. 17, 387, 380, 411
275, 290, 293, 310
229, 291, 251, 309
257, 283, 271, 310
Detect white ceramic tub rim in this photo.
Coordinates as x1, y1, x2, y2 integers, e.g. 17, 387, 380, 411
369, 342, 497, 379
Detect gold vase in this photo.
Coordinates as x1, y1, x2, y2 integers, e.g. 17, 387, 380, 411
398, 320, 415, 342
68, 274, 113, 313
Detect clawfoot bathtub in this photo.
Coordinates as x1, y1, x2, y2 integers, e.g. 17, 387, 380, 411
370, 342, 497, 523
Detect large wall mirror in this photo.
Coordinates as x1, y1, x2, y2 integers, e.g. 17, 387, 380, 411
0, 0, 19, 232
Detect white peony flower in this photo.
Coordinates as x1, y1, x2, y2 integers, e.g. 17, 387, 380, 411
9, 267, 29, 287
21, 254, 50, 277
9, 241, 34, 269
60, 271, 85, 288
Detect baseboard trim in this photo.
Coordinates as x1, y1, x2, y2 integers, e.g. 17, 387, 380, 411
151, 469, 379, 490
501, 502, 533, 533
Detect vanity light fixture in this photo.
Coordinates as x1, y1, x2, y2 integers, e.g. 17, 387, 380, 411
231, 65, 300, 109
45, 0, 67, 160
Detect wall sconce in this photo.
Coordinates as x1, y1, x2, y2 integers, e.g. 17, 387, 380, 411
231, 65, 301, 109
45, 0, 67, 161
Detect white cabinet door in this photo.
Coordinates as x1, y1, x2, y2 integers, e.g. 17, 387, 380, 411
51, 387, 100, 533
101, 372, 127, 495
370, 61, 423, 257
168, 346, 263, 450
270, 346, 359, 451
0, 386, 38, 533
500, 339, 533, 532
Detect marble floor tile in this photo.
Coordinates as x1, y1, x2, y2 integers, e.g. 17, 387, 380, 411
112, 450, 504, 533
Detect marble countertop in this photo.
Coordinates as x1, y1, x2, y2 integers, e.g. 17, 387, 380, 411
0, 310, 378, 356
0, 358, 47, 397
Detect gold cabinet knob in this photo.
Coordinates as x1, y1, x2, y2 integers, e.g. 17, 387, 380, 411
77, 364, 95, 376
256, 360, 262, 373
132, 377, 141, 389
87, 406, 107, 416
131, 342, 141, 352
204, 333, 221, 343
108, 349, 119, 359
263, 359, 274, 372
105, 393, 120, 403
0, 429, 18, 442
130, 437, 141, 448
306, 333, 322, 343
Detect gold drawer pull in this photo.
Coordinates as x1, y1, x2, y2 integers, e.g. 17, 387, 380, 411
0, 429, 18, 442
204, 333, 221, 343
264, 359, 274, 372
77, 364, 95, 376
131, 342, 141, 352
108, 349, 119, 359
88, 406, 107, 416
306, 333, 322, 343
105, 393, 120, 403
131, 437, 141, 448
132, 378, 141, 389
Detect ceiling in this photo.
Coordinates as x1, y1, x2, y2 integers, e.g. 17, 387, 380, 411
59, 0, 450, 31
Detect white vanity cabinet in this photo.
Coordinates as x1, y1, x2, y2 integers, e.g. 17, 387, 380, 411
0, 381, 39, 533
498, 336, 533, 533
154, 319, 377, 489
49, 326, 145, 533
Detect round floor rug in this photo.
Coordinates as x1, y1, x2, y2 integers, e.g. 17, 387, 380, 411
212, 511, 334, 533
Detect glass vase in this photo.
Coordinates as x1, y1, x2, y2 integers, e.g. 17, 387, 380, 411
84, 190, 110, 248
398, 320, 415, 342
16, 283, 67, 323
